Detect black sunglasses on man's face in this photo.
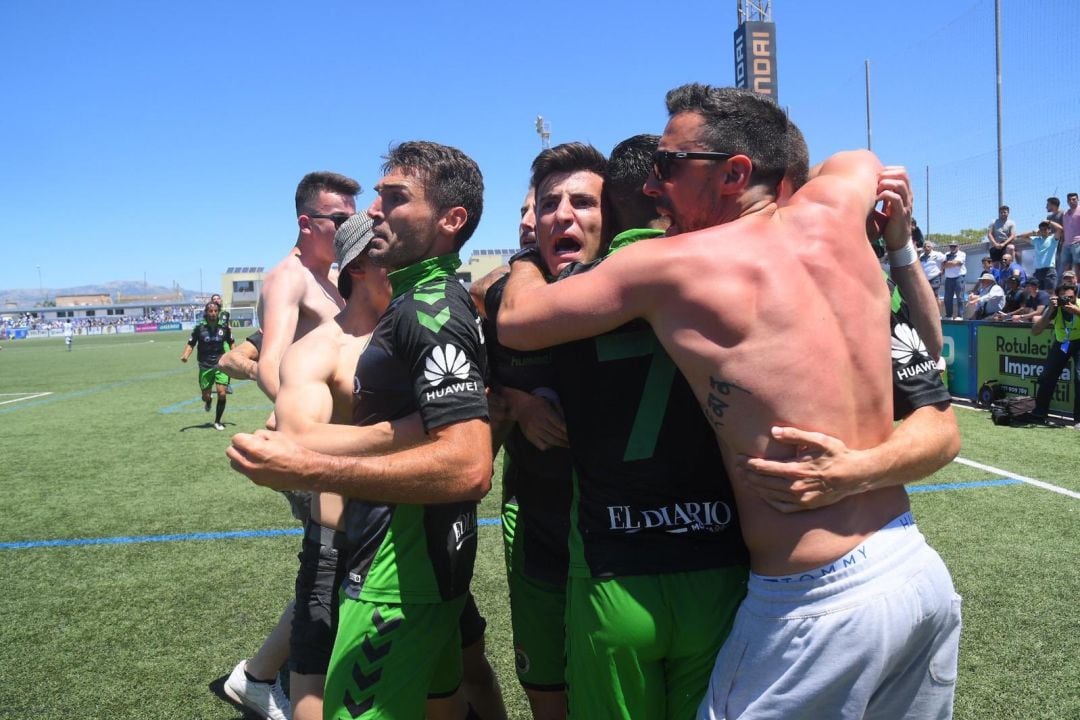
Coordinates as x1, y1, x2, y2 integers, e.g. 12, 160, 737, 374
652, 150, 734, 181
307, 212, 354, 229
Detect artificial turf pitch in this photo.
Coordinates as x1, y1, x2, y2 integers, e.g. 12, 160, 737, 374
0, 331, 1076, 719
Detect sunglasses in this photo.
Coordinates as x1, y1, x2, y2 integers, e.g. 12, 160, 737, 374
652, 150, 734, 181
307, 212, 353, 229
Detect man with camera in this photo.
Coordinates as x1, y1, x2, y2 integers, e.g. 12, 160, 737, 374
1028, 282, 1080, 427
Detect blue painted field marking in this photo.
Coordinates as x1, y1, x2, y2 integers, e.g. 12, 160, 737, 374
1, 517, 503, 551
908, 478, 1022, 494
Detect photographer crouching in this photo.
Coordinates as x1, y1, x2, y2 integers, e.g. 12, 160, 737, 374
1028, 282, 1080, 427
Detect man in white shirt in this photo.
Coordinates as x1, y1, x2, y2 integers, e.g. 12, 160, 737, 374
919, 241, 945, 296
942, 242, 967, 319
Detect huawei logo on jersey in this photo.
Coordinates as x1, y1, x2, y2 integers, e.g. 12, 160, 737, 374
891, 323, 928, 365
424, 344, 471, 386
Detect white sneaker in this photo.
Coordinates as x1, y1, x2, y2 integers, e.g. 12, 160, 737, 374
214, 422, 225, 431
223, 660, 291, 720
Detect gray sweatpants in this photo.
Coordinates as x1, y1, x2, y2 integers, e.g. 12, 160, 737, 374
698, 512, 961, 720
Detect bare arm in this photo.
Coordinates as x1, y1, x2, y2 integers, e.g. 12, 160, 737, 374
275, 340, 427, 455
217, 341, 259, 380
737, 401, 959, 513
1031, 302, 1055, 335
180, 344, 193, 362
255, 269, 305, 400
468, 265, 509, 320
500, 385, 568, 451
878, 166, 943, 359
497, 249, 649, 351
228, 418, 492, 504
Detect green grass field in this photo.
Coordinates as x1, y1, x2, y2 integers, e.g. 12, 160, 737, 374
0, 331, 1076, 719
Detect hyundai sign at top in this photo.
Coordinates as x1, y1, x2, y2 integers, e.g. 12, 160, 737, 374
734, 21, 777, 100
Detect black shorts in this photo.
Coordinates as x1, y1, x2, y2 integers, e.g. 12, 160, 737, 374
289, 522, 349, 676
459, 591, 487, 649
988, 245, 1005, 262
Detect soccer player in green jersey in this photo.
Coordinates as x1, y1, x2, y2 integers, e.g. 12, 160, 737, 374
180, 301, 232, 430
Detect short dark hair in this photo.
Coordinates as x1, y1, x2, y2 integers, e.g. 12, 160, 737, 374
1047, 196, 1061, 208
1039, 221, 1051, 230
1057, 283, 1077, 295
606, 134, 659, 233
999, 205, 1010, 212
665, 83, 789, 191
295, 172, 361, 216
784, 119, 809, 192
1069, 192, 1079, 201
530, 142, 608, 197
382, 141, 484, 250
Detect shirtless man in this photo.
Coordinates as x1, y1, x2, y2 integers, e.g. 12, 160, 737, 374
223, 171, 359, 720
230, 141, 494, 720
257, 171, 358, 401
273, 213, 393, 720
497, 84, 960, 719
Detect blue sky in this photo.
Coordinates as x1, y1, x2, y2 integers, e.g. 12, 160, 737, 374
2, 0, 1077, 294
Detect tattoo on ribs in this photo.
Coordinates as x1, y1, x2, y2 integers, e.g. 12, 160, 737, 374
705, 376, 751, 428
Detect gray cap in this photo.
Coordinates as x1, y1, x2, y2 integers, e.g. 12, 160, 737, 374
334, 214, 374, 267
978, 272, 995, 282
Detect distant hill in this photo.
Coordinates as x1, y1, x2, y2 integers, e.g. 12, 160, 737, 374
0, 281, 201, 307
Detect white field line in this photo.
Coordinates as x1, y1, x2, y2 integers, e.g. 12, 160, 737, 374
0, 392, 53, 406
953, 456, 1080, 500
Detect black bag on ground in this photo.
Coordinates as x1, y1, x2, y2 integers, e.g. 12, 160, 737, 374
990, 396, 1036, 425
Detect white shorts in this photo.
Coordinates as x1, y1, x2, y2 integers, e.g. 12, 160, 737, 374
697, 512, 961, 720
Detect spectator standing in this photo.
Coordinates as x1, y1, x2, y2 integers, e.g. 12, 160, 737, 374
965, 272, 1005, 319
942, 241, 967, 319
986, 205, 1016, 266
1046, 196, 1064, 271
919, 241, 945, 297
1018, 222, 1059, 290
1059, 193, 1080, 274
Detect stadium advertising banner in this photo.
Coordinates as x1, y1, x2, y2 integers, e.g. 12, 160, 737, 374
135, 323, 159, 333
157, 322, 181, 331
976, 324, 1072, 414
734, 21, 778, 99
941, 321, 975, 397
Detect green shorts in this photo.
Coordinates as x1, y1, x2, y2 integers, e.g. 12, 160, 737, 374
503, 500, 567, 690
565, 566, 747, 720
324, 593, 467, 720
198, 367, 230, 392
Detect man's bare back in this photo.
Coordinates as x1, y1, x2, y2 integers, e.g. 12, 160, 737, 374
636, 201, 901, 574
498, 150, 906, 575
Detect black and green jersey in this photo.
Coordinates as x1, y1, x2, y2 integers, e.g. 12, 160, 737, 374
887, 276, 951, 418
343, 254, 487, 604
187, 321, 233, 369
485, 274, 572, 587
554, 229, 747, 579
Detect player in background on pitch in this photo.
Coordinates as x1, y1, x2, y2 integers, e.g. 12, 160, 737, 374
181, 301, 233, 430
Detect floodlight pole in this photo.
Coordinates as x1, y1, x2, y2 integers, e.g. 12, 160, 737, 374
865, 59, 873, 151
36, 265, 43, 304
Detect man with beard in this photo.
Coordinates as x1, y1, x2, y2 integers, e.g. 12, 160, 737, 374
230, 141, 491, 720
498, 85, 960, 720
